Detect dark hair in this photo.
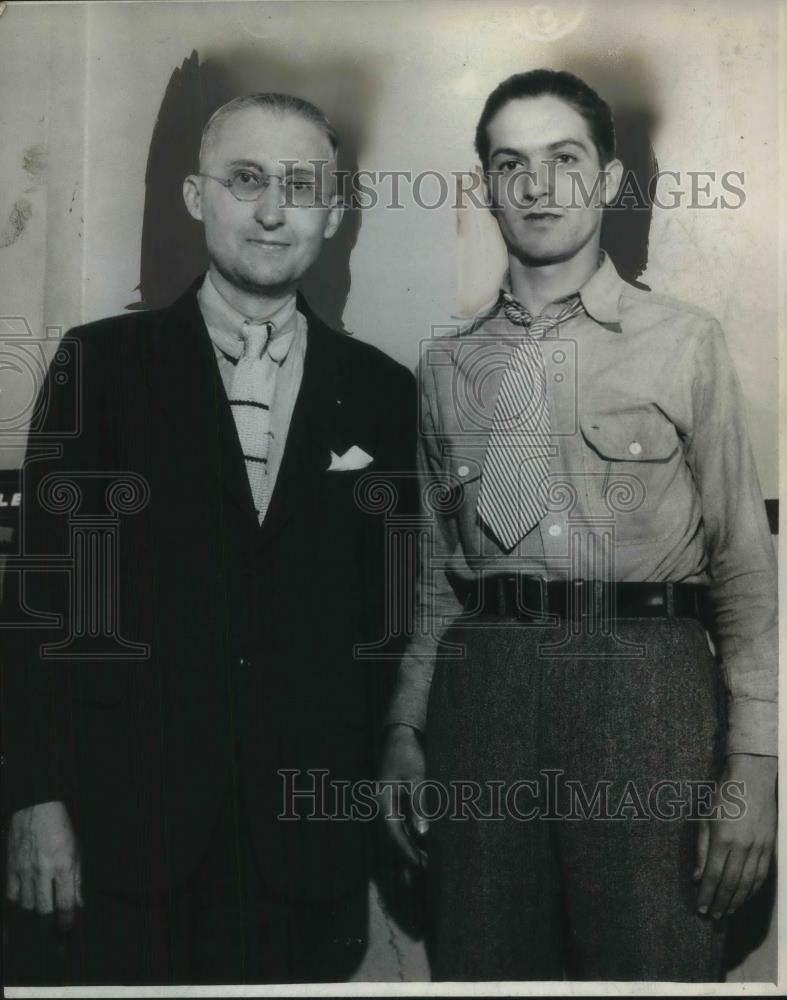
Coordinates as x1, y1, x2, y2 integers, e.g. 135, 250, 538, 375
199, 93, 339, 167
475, 69, 615, 170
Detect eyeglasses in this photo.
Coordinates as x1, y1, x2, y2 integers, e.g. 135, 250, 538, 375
200, 168, 326, 207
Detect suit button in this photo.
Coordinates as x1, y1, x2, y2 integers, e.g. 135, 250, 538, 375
457, 464, 470, 478
628, 441, 642, 456
238, 656, 253, 668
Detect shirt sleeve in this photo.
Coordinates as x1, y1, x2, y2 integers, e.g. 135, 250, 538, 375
685, 318, 778, 756
385, 357, 468, 733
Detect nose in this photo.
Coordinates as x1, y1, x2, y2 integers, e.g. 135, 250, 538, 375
253, 178, 286, 228
516, 162, 550, 203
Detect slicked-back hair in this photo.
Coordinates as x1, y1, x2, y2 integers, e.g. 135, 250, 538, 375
475, 69, 616, 170
199, 92, 339, 168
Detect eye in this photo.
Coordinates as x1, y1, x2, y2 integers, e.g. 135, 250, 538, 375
498, 159, 523, 173
553, 153, 577, 165
231, 169, 263, 190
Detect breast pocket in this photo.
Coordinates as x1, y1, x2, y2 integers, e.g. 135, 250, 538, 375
580, 407, 683, 544
321, 466, 371, 513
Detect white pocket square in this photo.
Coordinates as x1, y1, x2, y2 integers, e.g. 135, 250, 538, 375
328, 445, 374, 471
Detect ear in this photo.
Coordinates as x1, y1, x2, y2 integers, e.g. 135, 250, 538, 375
601, 158, 624, 207
183, 175, 204, 221
322, 196, 344, 241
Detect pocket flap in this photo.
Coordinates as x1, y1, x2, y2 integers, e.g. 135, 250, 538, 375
581, 409, 679, 462
447, 453, 483, 484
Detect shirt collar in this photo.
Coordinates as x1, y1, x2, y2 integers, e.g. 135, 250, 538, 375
498, 250, 624, 328
576, 251, 624, 325
197, 272, 299, 361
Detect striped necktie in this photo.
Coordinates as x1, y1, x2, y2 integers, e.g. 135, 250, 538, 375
477, 293, 585, 550
230, 321, 293, 523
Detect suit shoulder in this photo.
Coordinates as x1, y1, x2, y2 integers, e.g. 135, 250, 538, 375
319, 324, 415, 388
64, 306, 164, 349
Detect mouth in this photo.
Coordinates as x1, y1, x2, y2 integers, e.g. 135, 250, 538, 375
522, 211, 562, 222
247, 239, 290, 250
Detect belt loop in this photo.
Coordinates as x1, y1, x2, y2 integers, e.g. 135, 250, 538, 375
516, 574, 527, 618
665, 581, 675, 618
570, 579, 582, 626
592, 579, 603, 623
497, 577, 509, 618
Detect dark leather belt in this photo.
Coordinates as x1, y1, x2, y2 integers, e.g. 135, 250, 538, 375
464, 576, 711, 624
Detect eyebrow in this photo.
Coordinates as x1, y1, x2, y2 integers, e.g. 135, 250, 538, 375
490, 138, 591, 160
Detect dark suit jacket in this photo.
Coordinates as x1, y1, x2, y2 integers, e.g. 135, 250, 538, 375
3, 280, 416, 901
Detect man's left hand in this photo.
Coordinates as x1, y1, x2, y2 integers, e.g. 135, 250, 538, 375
695, 753, 777, 918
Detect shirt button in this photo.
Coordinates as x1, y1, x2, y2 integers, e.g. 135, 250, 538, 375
457, 464, 470, 477
628, 441, 643, 456
548, 524, 562, 537
238, 656, 252, 668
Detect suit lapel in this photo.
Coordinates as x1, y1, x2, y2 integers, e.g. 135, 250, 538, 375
259, 303, 345, 544
157, 285, 350, 543
158, 282, 259, 529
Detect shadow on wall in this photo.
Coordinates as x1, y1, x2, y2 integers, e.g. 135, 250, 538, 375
551, 54, 664, 288
601, 106, 659, 289
129, 48, 380, 332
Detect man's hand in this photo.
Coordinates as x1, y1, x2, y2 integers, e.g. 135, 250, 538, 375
695, 754, 777, 918
6, 801, 83, 930
378, 723, 429, 869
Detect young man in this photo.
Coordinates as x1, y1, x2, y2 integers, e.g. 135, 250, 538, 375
5, 93, 415, 984
381, 70, 776, 981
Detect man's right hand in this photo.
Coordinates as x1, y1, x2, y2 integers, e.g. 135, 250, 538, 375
378, 723, 429, 869
6, 801, 83, 930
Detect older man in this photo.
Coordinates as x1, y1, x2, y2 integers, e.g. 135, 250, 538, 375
5, 93, 415, 984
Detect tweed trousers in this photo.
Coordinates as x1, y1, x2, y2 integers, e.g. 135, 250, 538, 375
425, 615, 728, 981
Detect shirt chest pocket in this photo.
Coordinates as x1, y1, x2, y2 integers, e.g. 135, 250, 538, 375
579, 408, 683, 544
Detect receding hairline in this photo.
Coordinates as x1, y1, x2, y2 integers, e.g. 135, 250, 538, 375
198, 94, 339, 170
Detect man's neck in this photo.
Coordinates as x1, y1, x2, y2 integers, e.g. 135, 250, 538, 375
508, 239, 600, 315
208, 265, 296, 332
